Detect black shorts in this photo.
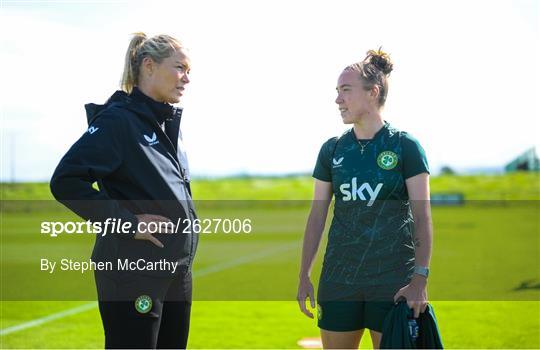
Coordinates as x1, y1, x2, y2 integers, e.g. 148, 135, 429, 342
317, 282, 405, 332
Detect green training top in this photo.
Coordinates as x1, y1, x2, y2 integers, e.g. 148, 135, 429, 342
313, 121, 429, 288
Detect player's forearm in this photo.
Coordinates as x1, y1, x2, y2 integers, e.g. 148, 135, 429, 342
413, 214, 433, 269
299, 208, 327, 279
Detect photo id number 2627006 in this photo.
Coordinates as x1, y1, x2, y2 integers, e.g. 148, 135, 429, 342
180, 218, 252, 234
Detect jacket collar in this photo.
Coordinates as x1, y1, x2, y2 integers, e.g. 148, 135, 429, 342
84, 89, 183, 127
130, 87, 177, 125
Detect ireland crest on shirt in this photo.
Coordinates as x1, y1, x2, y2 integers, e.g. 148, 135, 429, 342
377, 151, 398, 170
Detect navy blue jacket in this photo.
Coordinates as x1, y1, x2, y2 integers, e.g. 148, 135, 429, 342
50, 88, 198, 276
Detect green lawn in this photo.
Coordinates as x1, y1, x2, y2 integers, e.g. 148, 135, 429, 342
1, 173, 539, 349
2, 172, 539, 200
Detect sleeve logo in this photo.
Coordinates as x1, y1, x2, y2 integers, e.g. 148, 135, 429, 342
87, 126, 99, 134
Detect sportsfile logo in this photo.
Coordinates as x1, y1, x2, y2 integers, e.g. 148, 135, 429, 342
332, 157, 344, 168
339, 177, 383, 206
87, 126, 99, 134
144, 132, 159, 146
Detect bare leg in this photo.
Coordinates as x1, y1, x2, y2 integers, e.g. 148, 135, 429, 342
369, 330, 382, 349
320, 329, 364, 349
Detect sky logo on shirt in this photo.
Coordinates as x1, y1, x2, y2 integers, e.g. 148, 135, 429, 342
144, 132, 159, 146
339, 178, 383, 206
87, 126, 99, 134
332, 157, 344, 168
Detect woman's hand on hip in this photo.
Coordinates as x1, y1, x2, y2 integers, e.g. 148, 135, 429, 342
134, 214, 175, 248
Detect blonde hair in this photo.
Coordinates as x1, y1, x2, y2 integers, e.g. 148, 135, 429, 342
345, 47, 394, 107
121, 32, 184, 93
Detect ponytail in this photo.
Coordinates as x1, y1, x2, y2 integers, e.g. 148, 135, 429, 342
121, 32, 147, 94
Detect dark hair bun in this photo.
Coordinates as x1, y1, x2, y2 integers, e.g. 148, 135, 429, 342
365, 47, 393, 75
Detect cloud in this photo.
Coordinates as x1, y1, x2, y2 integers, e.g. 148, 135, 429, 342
1, 0, 538, 181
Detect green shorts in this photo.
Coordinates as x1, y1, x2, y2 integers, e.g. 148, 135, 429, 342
317, 282, 404, 332
317, 300, 394, 332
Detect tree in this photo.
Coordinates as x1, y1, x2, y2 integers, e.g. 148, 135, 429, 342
440, 165, 456, 175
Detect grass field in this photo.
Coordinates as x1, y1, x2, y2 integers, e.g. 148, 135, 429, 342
2, 172, 539, 200
1, 173, 539, 349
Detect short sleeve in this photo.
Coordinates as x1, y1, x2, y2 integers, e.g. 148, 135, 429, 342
312, 138, 336, 182
401, 132, 430, 179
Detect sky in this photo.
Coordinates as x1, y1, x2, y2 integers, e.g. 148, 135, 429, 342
1, 0, 539, 181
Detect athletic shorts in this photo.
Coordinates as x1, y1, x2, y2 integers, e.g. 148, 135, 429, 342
317, 282, 405, 332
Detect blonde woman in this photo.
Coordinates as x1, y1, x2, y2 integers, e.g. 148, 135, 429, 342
51, 33, 197, 348
297, 49, 432, 349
